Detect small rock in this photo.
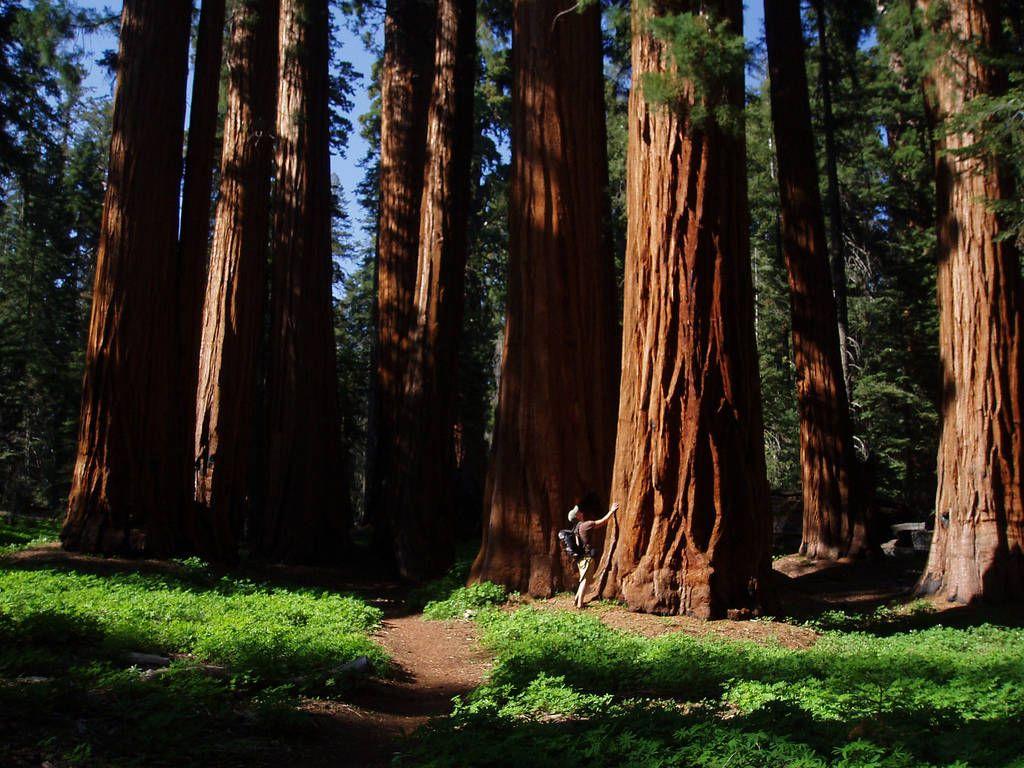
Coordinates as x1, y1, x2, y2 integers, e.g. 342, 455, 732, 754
16, 676, 52, 684
336, 655, 372, 677
125, 652, 171, 668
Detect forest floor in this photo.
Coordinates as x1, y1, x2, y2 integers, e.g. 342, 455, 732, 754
2, 518, 1022, 767
299, 590, 493, 767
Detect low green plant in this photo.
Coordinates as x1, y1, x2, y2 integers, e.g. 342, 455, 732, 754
0, 566, 386, 683
422, 581, 507, 620
0, 515, 60, 553
0, 558, 389, 766
400, 606, 1024, 767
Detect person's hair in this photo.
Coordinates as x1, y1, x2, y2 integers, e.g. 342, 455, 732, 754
576, 492, 600, 519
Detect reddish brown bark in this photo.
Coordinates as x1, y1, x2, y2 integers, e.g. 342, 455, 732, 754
254, 0, 348, 563
810, 0, 850, 397
765, 0, 862, 560
61, 0, 194, 556
470, 0, 618, 596
917, 0, 1024, 602
367, 0, 436, 547
193, 0, 279, 559
594, 0, 773, 618
179, 0, 227, 430
381, 0, 475, 579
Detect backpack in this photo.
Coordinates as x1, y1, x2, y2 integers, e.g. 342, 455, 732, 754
558, 526, 591, 560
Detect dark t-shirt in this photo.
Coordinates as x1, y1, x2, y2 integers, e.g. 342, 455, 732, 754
575, 520, 598, 555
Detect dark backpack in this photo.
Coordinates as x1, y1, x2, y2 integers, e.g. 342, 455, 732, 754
558, 526, 592, 560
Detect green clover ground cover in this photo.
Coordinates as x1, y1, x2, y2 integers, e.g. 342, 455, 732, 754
0, 526, 387, 766
404, 604, 1024, 768
0, 514, 60, 553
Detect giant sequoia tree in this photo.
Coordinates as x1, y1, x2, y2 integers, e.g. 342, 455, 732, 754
178, 0, 227, 431
765, 0, 862, 560
255, 0, 347, 562
62, 0, 193, 556
194, 0, 279, 559
367, 0, 436, 550
918, 0, 1024, 602
383, 0, 476, 579
595, 0, 773, 618
470, 0, 618, 596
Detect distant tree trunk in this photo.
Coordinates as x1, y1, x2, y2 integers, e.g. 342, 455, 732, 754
594, 0, 773, 618
810, 0, 850, 396
366, 0, 436, 557
917, 0, 1024, 603
382, 0, 475, 580
470, 0, 618, 596
255, 0, 348, 563
179, 0, 226, 432
193, 0, 279, 560
62, 0, 193, 556
765, 0, 863, 559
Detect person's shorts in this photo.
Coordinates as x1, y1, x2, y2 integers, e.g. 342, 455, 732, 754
577, 556, 593, 582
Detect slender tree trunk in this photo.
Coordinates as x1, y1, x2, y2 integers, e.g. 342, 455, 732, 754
594, 0, 773, 618
765, 0, 861, 559
193, 0, 279, 560
917, 0, 1024, 602
811, 0, 850, 397
62, 0, 194, 556
383, 0, 475, 580
470, 0, 618, 596
255, 0, 348, 563
179, 0, 226, 435
367, 0, 436, 556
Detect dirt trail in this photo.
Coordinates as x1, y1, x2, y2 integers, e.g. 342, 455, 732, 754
302, 610, 493, 767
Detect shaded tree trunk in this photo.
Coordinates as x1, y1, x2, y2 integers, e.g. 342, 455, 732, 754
62, 0, 194, 556
917, 0, 1024, 602
179, 0, 226, 435
811, 0, 850, 397
254, 0, 348, 563
594, 0, 773, 618
765, 0, 863, 559
470, 0, 618, 596
383, 0, 475, 580
193, 0, 279, 560
366, 0, 436, 557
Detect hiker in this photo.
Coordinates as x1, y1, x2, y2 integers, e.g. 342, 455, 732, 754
560, 495, 619, 609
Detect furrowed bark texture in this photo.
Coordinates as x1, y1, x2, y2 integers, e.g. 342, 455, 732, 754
256, 0, 348, 563
367, 0, 436, 548
194, 0, 279, 559
179, 0, 227, 431
765, 0, 861, 560
811, 0, 850, 397
917, 0, 1024, 602
62, 0, 194, 556
595, 0, 773, 618
383, 0, 475, 580
470, 0, 618, 596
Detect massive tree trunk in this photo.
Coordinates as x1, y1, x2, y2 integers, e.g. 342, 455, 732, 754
470, 0, 618, 596
917, 0, 1024, 603
179, 0, 227, 431
810, 0, 850, 397
382, 0, 475, 579
255, 0, 348, 563
765, 0, 862, 560
366, 0, 436, 552
193, 0, 279, 560
62, 0, 194, 556
594, 0, 773, 618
